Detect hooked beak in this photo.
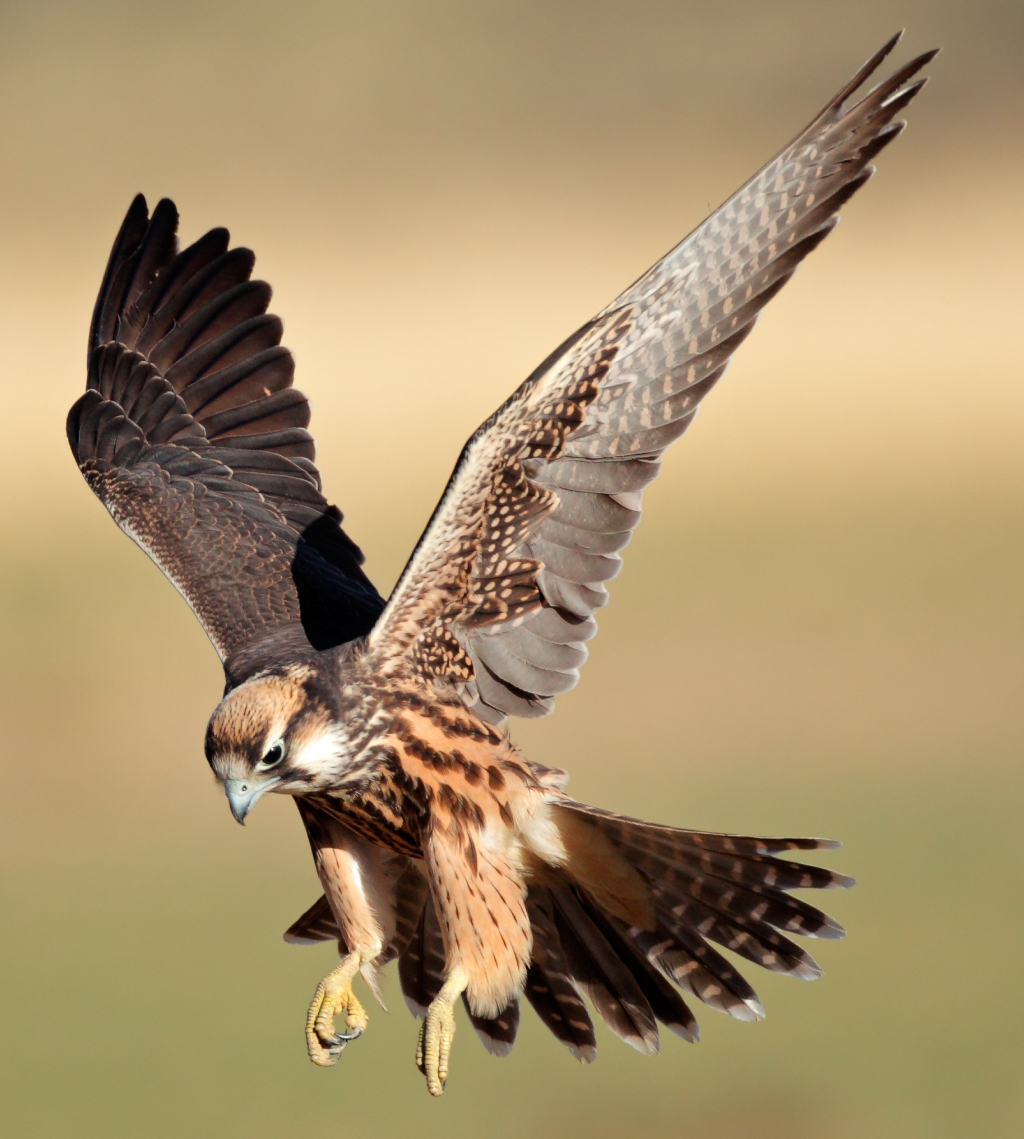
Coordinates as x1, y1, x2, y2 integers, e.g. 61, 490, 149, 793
225, 776, 280, 825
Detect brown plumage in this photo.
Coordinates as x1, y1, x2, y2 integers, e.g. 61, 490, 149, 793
67, 33, 935, 1095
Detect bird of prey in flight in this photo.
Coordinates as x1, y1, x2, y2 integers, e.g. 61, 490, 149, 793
68, 34, 933, 1095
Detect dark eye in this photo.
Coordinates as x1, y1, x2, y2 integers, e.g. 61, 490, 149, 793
261, 739, 286, 768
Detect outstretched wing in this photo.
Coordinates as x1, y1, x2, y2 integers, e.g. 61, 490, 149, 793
367, 34, 935, 721
68, 197, 384, 682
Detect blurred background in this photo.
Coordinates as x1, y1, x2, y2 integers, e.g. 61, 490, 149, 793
0, 1, 1021, 1136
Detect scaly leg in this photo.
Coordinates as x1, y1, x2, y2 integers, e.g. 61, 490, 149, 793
306, 951, 370, 1067
415, 967, 468, 1096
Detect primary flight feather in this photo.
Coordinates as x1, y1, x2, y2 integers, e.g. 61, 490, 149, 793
68, 34, 934, 1094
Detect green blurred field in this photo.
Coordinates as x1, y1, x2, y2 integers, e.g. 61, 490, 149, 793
1, 2, 1022, 1136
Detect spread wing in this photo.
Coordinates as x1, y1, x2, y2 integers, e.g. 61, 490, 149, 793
366, 34, 935, 722
68, 197, 385, 682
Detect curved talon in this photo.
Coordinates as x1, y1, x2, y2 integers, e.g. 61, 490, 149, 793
306, 952, 369, 1067
415, 968, 467, 1097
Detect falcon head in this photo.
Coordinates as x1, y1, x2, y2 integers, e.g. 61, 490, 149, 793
204, 666, 346, 823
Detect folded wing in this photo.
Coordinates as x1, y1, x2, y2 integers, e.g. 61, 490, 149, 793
367, 34, 935, 721
68, 197, 384, 681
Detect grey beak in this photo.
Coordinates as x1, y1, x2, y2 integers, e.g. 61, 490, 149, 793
225, 777, 276, 825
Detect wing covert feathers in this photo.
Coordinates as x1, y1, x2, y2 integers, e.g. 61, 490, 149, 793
368, 34, 935, 723
70, 196, 383, 674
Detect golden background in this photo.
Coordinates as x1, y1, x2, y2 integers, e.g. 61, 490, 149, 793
0, 2, 1021, 1136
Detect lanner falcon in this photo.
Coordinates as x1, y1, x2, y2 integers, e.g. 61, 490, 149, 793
68, 35, 933, 1095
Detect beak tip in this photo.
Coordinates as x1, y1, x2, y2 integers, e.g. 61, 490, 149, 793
225, 776, 278, 826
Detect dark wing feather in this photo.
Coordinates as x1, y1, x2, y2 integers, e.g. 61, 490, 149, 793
69, 197, 384, 679
366, 35, 935, 721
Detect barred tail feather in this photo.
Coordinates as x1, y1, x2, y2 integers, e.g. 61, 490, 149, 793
550, 887, 660, 1054
525, 893, 598, 1062
462, 994, 521, 1057
397, 897, 446, 1017
283, 894, 339, 946
573, 893, 700, 1042
538, 799, 852, 1052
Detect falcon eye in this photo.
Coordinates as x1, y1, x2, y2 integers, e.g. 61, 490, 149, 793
260, 739, 286, 768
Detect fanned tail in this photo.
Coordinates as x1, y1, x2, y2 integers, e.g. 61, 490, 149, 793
538, 799, 853, 1053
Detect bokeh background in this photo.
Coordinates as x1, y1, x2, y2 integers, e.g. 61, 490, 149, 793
1, 2, 1021, 1136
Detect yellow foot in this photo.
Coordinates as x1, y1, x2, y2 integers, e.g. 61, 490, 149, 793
415, 969, 467, 1097
306, 952, 369, 1067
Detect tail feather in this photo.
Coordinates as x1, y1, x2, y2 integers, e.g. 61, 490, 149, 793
575, 894, 699, 1042
551, 887, 661, 1054
544, 800, 850, 1041
628, 845, 846, 939
462, 994, 520, 1056
625, 828, 853, 893
575, 807, 842, 857
390, 862, 431, 962
397, 897, 446, 1017
636, 915, 765, 1021
651, 885, 822, 979
696, 867, 841, 939
525, 893, 598, 1062
282, 894, 340, 946
583, 808, 852, 888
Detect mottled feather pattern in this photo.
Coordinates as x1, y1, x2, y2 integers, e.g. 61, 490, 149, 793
283, 795, 851, 1057
367, 310, 635, 665
426, 817, 532, 1018
274, 674, 855, 1055
363, 35, 936, 724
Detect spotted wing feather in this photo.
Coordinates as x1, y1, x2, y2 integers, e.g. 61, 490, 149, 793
367, 35, 934, 721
